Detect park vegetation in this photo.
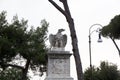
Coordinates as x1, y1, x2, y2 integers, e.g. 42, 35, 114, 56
101, 14, 120, 56
84, 61, 120, 80
0, 11, 49, 80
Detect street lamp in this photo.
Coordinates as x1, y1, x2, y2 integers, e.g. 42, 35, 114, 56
88, 24, 103, 80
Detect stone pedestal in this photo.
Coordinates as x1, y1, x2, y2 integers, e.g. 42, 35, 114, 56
45, 51, 73, 80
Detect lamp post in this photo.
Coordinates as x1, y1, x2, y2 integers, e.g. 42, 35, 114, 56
88, 24, 103, 80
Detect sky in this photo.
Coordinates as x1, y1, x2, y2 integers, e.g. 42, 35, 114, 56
0, 0, 120, 80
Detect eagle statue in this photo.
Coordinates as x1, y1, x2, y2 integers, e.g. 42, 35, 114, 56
49, 29, 67, 51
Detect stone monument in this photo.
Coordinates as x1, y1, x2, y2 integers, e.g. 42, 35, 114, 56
45, 29, 73, 80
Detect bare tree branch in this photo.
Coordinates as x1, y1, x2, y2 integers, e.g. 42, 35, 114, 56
6, 63, 24, 70
61, 0, 71, 17
48, 0, 84, 80
48, 0, 67, 17
110, 37, 120, 56
0, 62, 24, 70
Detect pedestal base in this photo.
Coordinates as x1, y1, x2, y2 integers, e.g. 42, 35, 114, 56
45, 77, 73, 80
45, 51, 74, 80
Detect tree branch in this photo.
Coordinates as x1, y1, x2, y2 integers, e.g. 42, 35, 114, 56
48, 0, 67, 17
61, 0, 71, 16
110, 37, 120, 56
48, 0, 84, 80
61, 0, 73, 22
0, 62, 24, 70
6, 63, 24, 70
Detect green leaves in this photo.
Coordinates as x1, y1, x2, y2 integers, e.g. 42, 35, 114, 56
99, 62, 119, 80
101, 14, 120, 39
0, 13, 28, 64
0, 11, 49, 79
0, 68, 29, 80
84, 61, 120, 80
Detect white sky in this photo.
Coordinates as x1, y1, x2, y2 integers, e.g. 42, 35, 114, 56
0, 0, 120, 80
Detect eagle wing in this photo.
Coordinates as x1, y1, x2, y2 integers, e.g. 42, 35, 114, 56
49, 34, 55, 47
62, 34, 67, 47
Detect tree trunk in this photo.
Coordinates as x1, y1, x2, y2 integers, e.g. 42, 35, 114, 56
110, 37, 120, 57
22, 59, 30, 80
48, 0, 84, 80
68, 18, 84, 80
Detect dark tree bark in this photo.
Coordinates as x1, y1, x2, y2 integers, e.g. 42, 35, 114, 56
22, 59, 30, 80
110, 37, 120, 57
48, 0, 84, 80
0, 60, 30, 80
0, 62, 24, 70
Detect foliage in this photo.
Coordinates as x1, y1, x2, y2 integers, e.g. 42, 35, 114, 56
0, 11, 49, 79
84, 61, 120, 80
84, 66, 100, 80
101, 14, 120, 56
0, 11, 27, 67
0, 68, 29, 80
101, 14, 120, 39
99, 62, 119, 80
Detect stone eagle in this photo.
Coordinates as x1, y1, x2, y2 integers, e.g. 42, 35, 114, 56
49, 29, 67, 50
